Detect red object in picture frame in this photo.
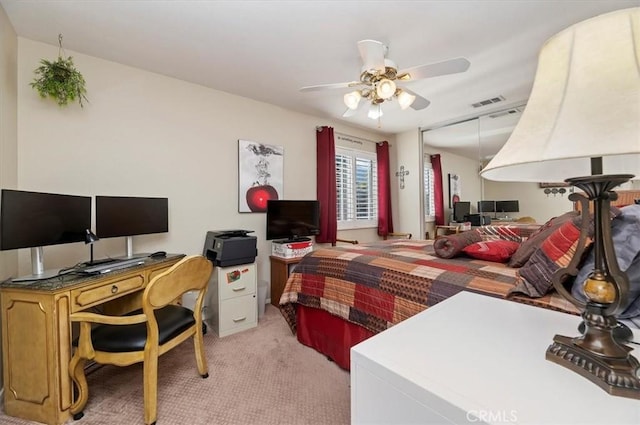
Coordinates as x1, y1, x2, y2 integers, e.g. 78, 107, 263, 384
246, 184, 279, 212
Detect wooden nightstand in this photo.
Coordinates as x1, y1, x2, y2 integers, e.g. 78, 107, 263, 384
269, 256, 303, 307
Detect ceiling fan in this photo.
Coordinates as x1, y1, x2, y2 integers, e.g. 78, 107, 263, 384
300, 40, 470, 120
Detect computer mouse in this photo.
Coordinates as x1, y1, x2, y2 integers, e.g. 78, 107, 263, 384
149, 251, 167, 258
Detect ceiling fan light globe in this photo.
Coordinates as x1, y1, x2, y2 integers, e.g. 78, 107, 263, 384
376, 79, 396, 99
343, 90, 362, 110
367, 103, 383, 120
397, 90, 416, 110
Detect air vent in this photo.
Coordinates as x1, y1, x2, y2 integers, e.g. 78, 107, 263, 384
471, 95, 505, 108
488, 108, 522, 119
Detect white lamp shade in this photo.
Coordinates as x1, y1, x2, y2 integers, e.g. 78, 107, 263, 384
397, 90, 416, 110
376, 79, 397, 99
481, 7, 640, 182
343, 90, 362, 110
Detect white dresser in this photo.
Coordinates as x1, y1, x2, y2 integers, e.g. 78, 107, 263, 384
351, 292, 640, 425
207, 263, 257, 337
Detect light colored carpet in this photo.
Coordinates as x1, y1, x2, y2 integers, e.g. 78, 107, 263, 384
0, 305, 350, 425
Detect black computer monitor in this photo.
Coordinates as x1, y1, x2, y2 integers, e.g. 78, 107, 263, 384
453, 201, 471, 223
0, 189, 91, 250
0, 189, 91, 280
478, 200, 496, 214
496, 200, 519, 213
96, 196, 169, 257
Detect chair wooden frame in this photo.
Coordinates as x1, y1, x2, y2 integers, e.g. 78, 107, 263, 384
69, 255, 213, 425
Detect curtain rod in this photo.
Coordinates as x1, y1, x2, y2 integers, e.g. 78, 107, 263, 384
316, 126, 385, 146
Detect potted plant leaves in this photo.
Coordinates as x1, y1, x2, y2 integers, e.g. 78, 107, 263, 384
30, 34, 88, 107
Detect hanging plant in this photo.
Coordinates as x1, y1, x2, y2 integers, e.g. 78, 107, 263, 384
30, 34, 88, 107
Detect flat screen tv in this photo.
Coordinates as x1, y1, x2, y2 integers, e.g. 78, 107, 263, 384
0, 189, 91, 250
495, 200, 520, 213
266, 200, 320, 241
452, 201, 471, 223
478, 200, 496, 213
96, 196, 169, 258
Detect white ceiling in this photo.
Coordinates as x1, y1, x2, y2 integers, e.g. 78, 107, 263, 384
1, 0, 637, 152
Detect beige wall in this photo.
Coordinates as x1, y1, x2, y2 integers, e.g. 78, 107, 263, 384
0, 5, 17, 282
15, 38, 393, 291
394, 129, 422, 238
0, 2, 17, 398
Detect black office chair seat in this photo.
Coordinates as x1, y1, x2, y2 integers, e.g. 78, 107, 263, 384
74, 305, 196, 353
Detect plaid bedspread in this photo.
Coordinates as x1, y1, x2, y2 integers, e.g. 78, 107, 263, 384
279, 239, 580, 334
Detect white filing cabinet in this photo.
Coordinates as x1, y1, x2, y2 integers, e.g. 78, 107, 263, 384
208, 263, 257, 337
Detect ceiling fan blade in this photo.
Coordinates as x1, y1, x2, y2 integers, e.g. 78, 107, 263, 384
357, 39, 386, 73
397, 57, 470, 81
342, 107, 359, 118
402, 88, 431, 110
300, 81, 360, 92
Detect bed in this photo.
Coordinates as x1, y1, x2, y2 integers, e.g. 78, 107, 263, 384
279, 236, 580, 370
280, 193, 640, 370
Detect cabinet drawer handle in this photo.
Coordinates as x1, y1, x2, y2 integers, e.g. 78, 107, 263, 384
232, 316, 247, 323
111, 285, 119, 294
232, 286, 246, 292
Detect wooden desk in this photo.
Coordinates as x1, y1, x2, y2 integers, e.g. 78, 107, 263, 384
0, 255, 183, 425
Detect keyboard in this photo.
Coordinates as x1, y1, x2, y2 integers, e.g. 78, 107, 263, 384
82, 257, 146, 274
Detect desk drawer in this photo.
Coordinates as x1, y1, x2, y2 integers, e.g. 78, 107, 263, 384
71, 273, 145, 312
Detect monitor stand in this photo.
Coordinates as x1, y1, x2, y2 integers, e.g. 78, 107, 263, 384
119, 236, 147, 260
12, 246, 60, 282
124, 236, 134, 258
12, 269, 60, 283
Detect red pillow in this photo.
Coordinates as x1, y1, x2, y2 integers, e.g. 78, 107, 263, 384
462, 240, 521, 262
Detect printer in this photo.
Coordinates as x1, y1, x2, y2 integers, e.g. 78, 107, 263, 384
203, 230, 257, 267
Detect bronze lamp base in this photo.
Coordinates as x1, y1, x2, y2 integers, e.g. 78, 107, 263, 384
547, 334, 640, 399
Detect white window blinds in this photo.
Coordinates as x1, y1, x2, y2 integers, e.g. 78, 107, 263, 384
336, 147, 377, 229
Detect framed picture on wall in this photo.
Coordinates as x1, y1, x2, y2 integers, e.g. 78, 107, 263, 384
238, 140, 284, 213
448, 173, 462, 208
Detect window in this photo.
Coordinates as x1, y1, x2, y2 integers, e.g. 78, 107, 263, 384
336, 147, 377, 229
424, 160, 435, 221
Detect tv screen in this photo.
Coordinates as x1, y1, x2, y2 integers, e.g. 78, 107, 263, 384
0, 189, 91, 250
478, 200, 496, 213
96, 196, 169, 238
453, 201, 471, 222
496, 200, 520, 213
266, 200, 320, 241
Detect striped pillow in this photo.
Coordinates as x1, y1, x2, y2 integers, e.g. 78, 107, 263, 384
509, 218, 591, 298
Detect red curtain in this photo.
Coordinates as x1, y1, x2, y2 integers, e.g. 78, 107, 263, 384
316, 126, 337, 244
431, 154, 445, 225
376, 141, 393, 236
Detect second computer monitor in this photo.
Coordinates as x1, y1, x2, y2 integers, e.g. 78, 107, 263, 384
496, 200, 519, 213
477, 200, 496, 214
